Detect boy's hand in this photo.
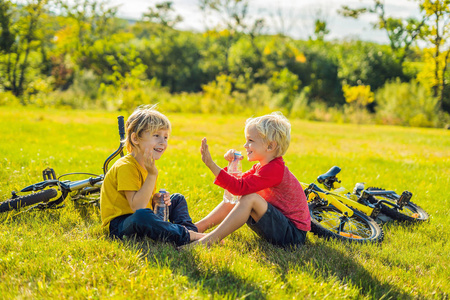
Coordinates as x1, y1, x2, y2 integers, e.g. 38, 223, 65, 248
143, 147, 158, 175
224, 149, 237, 162
200, 138, 222, 177
152, 191, 171, 207
200, 138, 213, 167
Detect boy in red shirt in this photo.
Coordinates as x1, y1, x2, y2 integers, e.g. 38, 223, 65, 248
194, 112, 311, 247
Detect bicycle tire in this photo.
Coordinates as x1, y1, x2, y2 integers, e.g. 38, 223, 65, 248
379, 201, 429, 222
0, 189, 58, 213
309, 202, 384, 243
366, 187, 429, 222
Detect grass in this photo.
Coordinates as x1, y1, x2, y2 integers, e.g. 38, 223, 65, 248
0, 106, 449, 299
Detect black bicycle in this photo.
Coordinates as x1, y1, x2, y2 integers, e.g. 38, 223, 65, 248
0, 116, 125, 213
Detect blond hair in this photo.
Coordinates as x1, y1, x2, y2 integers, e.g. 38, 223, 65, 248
245, 112, 291, 157
124, 105, 171, 153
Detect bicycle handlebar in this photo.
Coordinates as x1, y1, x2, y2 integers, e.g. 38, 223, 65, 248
102, 116, 126, 175
118, 116, 125, 141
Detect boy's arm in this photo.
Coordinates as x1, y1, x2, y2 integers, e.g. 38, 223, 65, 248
126, 147, 159, 212
215, 159, 284, 195
200, 138, 221, 177
125, 173, 158, 211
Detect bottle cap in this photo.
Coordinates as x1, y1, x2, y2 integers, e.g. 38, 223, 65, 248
159, 189, 166, 194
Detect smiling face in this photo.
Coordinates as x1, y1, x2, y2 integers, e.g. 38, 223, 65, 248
133, 128, 169, 160
243, 125, 275, 165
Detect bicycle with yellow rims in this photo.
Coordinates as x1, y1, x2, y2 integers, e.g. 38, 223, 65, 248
301, 182, 384, 243
316, 166, 429, 223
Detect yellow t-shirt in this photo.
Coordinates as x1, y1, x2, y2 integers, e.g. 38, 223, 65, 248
100, 154, 157, 229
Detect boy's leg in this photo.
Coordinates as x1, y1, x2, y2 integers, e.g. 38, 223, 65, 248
195, 201, 236, 233
195, 193, 268, 245
117, 208, 193, 246
247, 202, 307, 247
168, 193, 198, 232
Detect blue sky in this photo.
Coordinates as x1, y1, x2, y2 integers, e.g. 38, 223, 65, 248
108, 0, 421, 44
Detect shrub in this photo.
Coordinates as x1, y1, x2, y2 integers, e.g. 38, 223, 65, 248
0, 91, 20, 106
375, 79, 439, 127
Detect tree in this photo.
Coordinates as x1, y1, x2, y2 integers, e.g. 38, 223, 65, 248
0, 0, 51, 97
418, 0, 450, 111
142, 1, 182, 32
55, 0, 118, 67
0, 1, 15, 54
312, 19, 330, 41
199, 0, 262, 75
339, 0, 426, 66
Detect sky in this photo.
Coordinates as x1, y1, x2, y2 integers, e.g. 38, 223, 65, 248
107, 0, 422, 44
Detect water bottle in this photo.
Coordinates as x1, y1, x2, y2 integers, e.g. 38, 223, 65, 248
154, 189, 168, 221
223, 152, 243, 204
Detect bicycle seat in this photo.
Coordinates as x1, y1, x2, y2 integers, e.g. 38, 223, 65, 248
317, 166, 341, 183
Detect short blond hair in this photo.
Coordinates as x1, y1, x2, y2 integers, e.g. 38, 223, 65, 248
124, 105, 171, 153
245, 112, 291, 157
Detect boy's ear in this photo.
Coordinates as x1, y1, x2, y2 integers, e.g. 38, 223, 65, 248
131, 132, 139, 145
267, 141, 277, 152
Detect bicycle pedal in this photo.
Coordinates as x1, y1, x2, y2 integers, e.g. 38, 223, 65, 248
398, 191, 412, 207
42, 168, 56, 180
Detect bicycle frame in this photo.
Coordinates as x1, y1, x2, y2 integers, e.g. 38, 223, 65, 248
300, 182, 376, 218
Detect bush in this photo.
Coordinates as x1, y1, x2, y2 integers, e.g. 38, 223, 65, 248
0, 91, 20, 106
375, 79, 440, 127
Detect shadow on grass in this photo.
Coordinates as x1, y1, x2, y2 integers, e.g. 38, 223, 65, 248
252, 236, 411, 299
123, 238, 267, 299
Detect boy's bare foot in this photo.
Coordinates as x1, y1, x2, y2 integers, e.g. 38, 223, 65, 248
189, 230, 206, 242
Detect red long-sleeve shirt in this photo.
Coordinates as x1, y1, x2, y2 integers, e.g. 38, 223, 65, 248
214, 157, 311, 232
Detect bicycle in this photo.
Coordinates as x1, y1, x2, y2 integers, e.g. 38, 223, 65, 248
0, 116, 125, 214
315, 166, 429, 223
300, 181, 384, 243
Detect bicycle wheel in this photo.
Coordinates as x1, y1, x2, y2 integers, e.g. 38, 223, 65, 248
379, 201, 429, 222
0, 189, 58, 213
309, 202, 384, 243
366, 187, 430, 222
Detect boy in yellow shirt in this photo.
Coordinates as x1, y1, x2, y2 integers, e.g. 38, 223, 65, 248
100, 105, 203, 246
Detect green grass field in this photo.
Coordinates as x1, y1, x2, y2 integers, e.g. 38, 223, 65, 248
0, 106, 449, 299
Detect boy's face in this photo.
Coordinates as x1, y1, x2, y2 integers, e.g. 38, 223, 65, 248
243, 125, 270, 163
136, 129, 169, 160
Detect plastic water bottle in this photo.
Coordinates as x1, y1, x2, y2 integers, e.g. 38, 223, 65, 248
223, 152, 243, 204
155, 189, 168, 221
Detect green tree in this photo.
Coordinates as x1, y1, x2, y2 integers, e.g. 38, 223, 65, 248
55, 0, 118, 69
0, 1, 14, 54
312, 19, 330, 41
418, 0, 450, 111
0, 0, 51, 97
339, 0, 426, 66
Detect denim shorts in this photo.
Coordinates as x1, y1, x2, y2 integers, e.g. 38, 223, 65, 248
247, 202, 307, 248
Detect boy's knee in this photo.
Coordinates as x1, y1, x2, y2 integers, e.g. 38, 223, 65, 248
133, 208, 154, 223
170, 193, 186, 204
240, 193, 264, 203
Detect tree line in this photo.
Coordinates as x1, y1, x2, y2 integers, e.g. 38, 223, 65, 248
0, 0, 449, 127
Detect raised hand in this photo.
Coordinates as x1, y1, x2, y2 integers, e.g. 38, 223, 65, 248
200, 138, 222, 177
200, 138, 213, 167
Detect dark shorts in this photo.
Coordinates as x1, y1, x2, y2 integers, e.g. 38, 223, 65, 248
247, 202, 307, 248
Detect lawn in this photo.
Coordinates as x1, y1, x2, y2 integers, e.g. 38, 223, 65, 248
0, 106, 449, 299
